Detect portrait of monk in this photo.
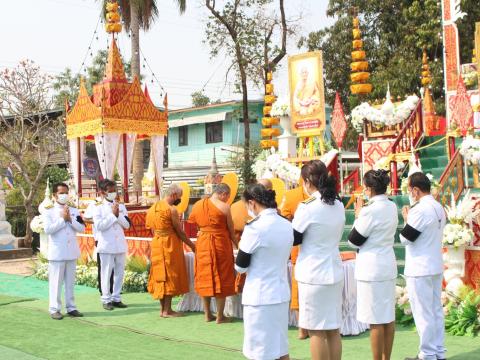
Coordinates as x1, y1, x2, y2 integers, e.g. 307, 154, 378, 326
293, 65, 321, 116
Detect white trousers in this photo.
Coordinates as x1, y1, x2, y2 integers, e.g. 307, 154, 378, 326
48, 260, 77, 314
406, 274, 446, 360
99, 253, 126, 304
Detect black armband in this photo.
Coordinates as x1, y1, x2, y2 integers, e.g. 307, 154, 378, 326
236, 250, 252, 268
348, 227, 368, 246
293, 229, 303, 246
76, 215, 85, 225
400, 224, 421, 242
124, 216, 132, 225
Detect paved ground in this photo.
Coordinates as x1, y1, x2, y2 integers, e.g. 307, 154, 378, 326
0, 257, 36, 276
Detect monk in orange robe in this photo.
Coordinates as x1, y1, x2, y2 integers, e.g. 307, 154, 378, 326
279, 185, 309, 339
188, 183, 237, 323
146, 183, 196, 318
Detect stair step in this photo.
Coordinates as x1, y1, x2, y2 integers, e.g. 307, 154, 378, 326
421, 147, 445, 157
0, 248, 33, 260
421, 155, 449, 170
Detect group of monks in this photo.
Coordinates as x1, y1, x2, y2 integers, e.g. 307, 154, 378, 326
145, 179, 309, 332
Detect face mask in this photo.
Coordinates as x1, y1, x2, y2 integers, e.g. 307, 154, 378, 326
303, 184, 310, 196
247, 203, 256, 218
173, 199, 181, 206
106, 192, 117, 202
57, 194, 69, 205
408, 193, 416, 206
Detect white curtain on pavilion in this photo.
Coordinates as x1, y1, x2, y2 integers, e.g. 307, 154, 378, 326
151, 135, 165, 190
116, 133, 137, 185
94, 133, 121, 180
68, 138, 84, 194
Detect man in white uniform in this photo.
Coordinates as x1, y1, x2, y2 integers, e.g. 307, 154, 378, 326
400, 172, 446, 360
92, 179, 130, 310
44, 183, 85, 320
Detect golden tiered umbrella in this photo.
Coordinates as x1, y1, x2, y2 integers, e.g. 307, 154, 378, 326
350, 17, 372, 95
260, 71, 280, 149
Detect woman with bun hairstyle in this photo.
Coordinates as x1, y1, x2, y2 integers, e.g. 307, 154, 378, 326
292, 160, 345, 360
348, 169, 398, 360
235, 184, 294, 360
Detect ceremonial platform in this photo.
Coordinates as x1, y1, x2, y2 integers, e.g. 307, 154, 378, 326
0, 272, 479, 360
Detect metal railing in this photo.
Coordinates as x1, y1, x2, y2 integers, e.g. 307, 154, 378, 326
435, 148, 465, 206
342, 167, 361, 195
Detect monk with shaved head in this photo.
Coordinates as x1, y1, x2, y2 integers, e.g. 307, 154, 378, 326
188, 183, 237, 323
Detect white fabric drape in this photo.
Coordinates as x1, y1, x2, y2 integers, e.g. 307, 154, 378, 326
116, 133, 137, 185
150, 135, 165, 190
94, 133, 121, 180
68, 138, 84, 194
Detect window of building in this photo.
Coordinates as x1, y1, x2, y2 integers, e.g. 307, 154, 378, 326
206, 121, 223, 144
178, 126, 188, 146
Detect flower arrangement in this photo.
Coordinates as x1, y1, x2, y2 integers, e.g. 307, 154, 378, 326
30, 215, 45, 234
445, 287, 480, 337
33, 256, 150, 293
350, 95, 419, 133
395, 286, 414, 326
443, 223, 474, 248
445, 193, 480, 226
270, 100, 290, 117
460, 136, 480, 165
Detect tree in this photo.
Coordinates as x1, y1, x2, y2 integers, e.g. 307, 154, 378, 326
0, 60, 66, 247
103, 0, 187, 194
191, 91, 211, 107
204, 0, 289, 184
53, 50, 133, 109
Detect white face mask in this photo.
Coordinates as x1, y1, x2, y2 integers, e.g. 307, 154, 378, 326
303, 184, 310, 196
247, 203, 256, 218
408, 193, 416, 206
106, 192, 117, 202
57, 194, 69, 205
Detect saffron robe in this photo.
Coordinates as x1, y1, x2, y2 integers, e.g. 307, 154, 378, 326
146, 200, 189, 299
188, 198, 236, 297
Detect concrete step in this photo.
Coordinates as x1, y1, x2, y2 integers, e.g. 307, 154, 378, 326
0, 248, 33, 260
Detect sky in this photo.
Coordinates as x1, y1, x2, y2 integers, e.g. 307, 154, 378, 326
0, 0, 333, 109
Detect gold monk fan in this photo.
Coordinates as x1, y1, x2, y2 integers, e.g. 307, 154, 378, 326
270, 178, 286, 206
175, 182, 190, 214
221, 172, 239, 205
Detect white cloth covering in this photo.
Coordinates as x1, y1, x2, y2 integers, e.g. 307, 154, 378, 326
176, 254, 368, 335
356, 279, 396, 324
116, 133, 137, 186
94, 133, 121, 180
407, 274, 446, 360
48, 260, 77, 314
298, 280, 344, 330
243, 301, 289, 360
99, 253, 126, 304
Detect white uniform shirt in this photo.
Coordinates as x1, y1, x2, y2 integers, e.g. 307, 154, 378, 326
236, 208, 293, 306
293, 191, 345, 285
349, 195, 398, 281
43, 202, 85, 261
400, 194, 446, 277
92, 199, 130, 254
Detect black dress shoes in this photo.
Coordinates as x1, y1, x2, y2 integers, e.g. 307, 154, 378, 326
103, 302, 114, 311
67, 310, 84, 317
112, 301, 128, 308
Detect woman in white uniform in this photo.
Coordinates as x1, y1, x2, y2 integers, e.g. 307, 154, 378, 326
348, 169, 398, 360
235, 184, 294, 360
292, 160, 345, 360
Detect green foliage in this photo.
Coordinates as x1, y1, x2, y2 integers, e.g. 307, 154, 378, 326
395, 303, 415, 328
191, 91, 211, 107
445, 290, 480, 337
227, 144, 262, 189
125, 256, 149, 274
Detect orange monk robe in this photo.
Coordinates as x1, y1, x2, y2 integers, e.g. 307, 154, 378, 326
231, 199, 251, 242
146, 200, 189, 299
188, 198, 236, 297
279, 186, 309, 311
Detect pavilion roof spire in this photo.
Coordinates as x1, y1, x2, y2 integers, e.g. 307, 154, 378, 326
104, 38, 127, 82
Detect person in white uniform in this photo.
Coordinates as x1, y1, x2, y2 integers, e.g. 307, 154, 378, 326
347, 169, 398, 360
400, 172, 446, 360
292, 160, 345, 360
92, 179, 131, 311
235, 183, 293, 360
43, 183, 85, 320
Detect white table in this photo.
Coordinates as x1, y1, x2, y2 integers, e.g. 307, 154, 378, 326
177, 252, 369, 336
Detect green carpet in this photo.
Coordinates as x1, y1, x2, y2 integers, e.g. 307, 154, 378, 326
0, 273, 479, 359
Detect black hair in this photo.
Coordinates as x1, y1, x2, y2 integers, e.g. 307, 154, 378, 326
99, 179, 116, 192
301, 160, 338, 206
53, 182, 69, 194
243, 184, 277, 209
364, 169, 390, 195
408, 172, 431, 193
